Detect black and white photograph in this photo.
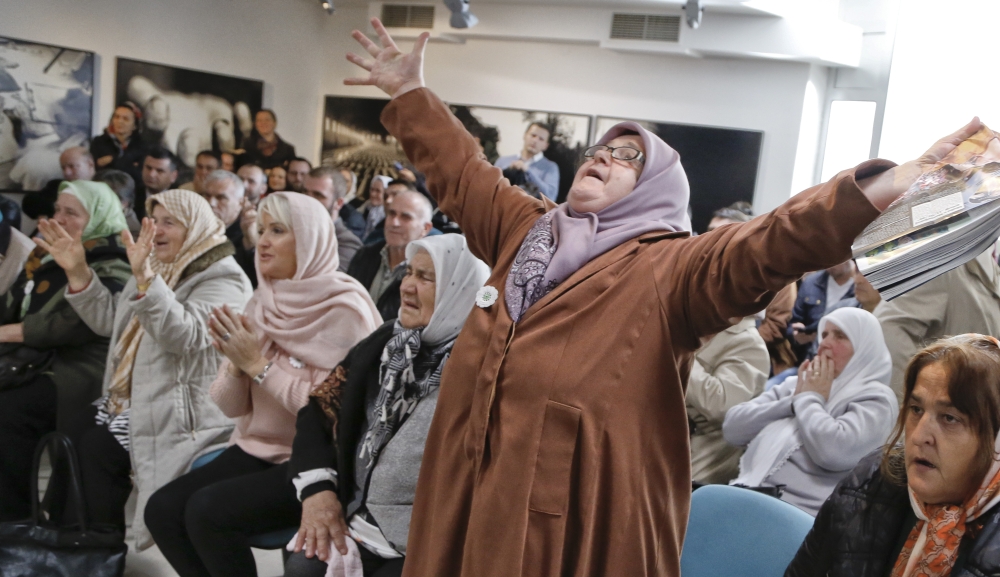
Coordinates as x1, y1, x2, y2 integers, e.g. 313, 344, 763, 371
0, 36, 93, 192
115, 58, 263, 168
321, 95, 408, 196
596, 116, 763, 233
451, 104, 591, 202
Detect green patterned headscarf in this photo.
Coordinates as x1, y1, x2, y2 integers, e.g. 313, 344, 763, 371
58, 180, 129, 242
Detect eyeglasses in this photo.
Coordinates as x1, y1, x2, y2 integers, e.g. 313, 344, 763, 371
584, 144, 645, 163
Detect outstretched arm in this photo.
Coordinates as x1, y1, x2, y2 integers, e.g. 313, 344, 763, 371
346, 18, 550, 266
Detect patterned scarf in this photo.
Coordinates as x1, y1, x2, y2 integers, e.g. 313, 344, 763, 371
504, 211, 557, 322
358, 323, 453, 469
106, 190, 228, 414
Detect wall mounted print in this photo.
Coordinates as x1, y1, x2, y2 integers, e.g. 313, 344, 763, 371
0, 36, 94, 192
320, 95, 408, 197
450, 104, 591, 202
115, 58, 263, 168
595, 116, 763, 234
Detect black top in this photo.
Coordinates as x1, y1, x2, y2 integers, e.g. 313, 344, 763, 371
90, 131, 148, 191
346, 240, 401, 321
239, 134, 296, 170
225, 220, 257, 288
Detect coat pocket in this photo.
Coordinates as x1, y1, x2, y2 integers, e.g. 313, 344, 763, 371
177, 383, 194, 434
527, 400, 582, 516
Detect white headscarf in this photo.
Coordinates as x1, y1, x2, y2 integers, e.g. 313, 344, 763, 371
405, 234, 490, 345
733, 307, 894, 487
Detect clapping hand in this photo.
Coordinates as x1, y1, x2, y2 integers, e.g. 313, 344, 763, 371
33, 218, 91, 291
121, 218, 156, 289
345, 18, 430, 99
795, 353, 835, 400
208, 305, 265, 376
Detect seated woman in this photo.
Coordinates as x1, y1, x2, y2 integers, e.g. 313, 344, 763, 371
786, 334, 1000, 577
722, 307, 898, 515
0, 181, 131, 521
145, 192, 381, 577
41, 189, 254, 548
284, 233, 490, 577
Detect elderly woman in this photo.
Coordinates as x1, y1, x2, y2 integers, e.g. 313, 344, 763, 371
0, 181, 131, 521
39, 189, 254, 548
360, 175, 390, 240
283, 233, 489, 577
786, 334, 1000, 577
723, 307, 898, 515
145, 192, 381, 577
338, 20, 979, 576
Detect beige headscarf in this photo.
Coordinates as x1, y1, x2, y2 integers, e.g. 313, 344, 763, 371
107, 189, 229, 413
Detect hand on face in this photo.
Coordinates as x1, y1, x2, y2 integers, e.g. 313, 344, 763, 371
209, 305, 264, 375
567, 134, 644, 214
795, 353, 835, 399
294, 491, 350, 560
345, 18, 430, 99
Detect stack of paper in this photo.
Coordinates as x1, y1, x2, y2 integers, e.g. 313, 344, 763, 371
854, 126, 1000, 300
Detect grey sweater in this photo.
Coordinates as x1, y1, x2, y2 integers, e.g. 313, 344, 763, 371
722, 376, 897, 515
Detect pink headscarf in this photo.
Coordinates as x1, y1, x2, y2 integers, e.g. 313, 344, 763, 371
544, 121, 691, 286
249, 192, 381, 370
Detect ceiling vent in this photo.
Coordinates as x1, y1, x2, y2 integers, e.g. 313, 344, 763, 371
610, 14, 681, 42
381, 4, 436, 28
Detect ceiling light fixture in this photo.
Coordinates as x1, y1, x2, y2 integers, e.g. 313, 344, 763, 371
442, 0, 478, 28
683, 0, 702, 29
320, 0, 334, 15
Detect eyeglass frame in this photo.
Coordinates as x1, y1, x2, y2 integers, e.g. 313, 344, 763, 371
583, 144, 646, 164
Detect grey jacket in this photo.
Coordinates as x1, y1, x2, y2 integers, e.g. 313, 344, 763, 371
65, 251, 253, 549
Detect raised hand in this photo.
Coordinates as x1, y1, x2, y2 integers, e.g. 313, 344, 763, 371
239, 199, 259, 251
122, 218, 156, 288
345, 18, 430, 99
33, 218, 92, 291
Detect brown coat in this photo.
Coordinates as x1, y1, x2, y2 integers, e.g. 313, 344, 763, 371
382, 89, 887, 577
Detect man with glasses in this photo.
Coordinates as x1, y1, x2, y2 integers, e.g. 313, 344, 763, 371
494, 122, 560, 201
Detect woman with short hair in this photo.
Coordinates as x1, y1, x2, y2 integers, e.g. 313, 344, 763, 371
145, 192, 381, 577
723, 307, 898, 515
45, 188, 254, 549
0, 181, 131, 521
786, 333, 1000, 577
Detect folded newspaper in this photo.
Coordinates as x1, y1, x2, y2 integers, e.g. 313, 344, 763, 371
853, 126, 1000, 300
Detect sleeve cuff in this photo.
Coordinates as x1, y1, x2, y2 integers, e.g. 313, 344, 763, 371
63, 267, 103, 301
293, 468, 338, 501
791, 392, 825, 415
130, 275, 170, 310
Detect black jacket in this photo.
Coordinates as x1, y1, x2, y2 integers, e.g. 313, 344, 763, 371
89, 131, 148, 190
225, 220, 257, 288
289, 322, 395, 506
239, 133, 296, 170
346, 240, 401, 321
786, 451, 1000, 577
339, 204, 367, 241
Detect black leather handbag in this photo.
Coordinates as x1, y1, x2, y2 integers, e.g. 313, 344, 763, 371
0, 345, 56, 391
0, 433, 127, 577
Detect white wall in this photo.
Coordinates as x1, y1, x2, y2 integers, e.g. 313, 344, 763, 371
1, 0, 824, 212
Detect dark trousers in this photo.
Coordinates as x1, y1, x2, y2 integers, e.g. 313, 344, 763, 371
74, 406, 132, 530
284, 548, 405, 577
0, 377, 57, 521
144, 445, 301, 577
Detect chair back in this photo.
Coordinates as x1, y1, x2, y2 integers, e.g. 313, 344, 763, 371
681, 484, 814, 577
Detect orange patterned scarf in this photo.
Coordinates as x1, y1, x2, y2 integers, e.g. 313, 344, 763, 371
891, 444, 1000, 577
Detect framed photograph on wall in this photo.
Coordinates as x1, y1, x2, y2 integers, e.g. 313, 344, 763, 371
320, 95, 408, 198
595, 116, 763, 234
451, 104, 592, 203
114, 58, 263, 169
0, 36, 94, 192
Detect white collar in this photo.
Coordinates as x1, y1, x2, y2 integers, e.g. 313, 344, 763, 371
522, 151, 544, 163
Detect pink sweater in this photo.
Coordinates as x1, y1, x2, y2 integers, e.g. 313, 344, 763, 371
210, 345, 329, 463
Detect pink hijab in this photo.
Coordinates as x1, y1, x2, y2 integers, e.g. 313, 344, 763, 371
544, 121, 691, 286
249, 192, 381, 370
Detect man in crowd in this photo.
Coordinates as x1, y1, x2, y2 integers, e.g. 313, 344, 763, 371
786, 259, 857, 364
139, 147, 179, 218
201, 170, 257, 286
94, 169, 141, 238
220, 151, 235, 172
285, 157, 312, 193
301, 166, 362, 272
59, 147, 96, 182
347, 189, 433, 320
179, 150, 220, 194
237, 164, 268, 206
494, 122, 560, 201
856, 247, 1000, 397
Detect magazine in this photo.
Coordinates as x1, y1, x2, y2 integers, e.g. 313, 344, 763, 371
853, 125, 1000, 300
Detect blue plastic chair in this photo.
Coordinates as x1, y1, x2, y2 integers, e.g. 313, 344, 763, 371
681, 485, 814, 577
188, 447, 298, 552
